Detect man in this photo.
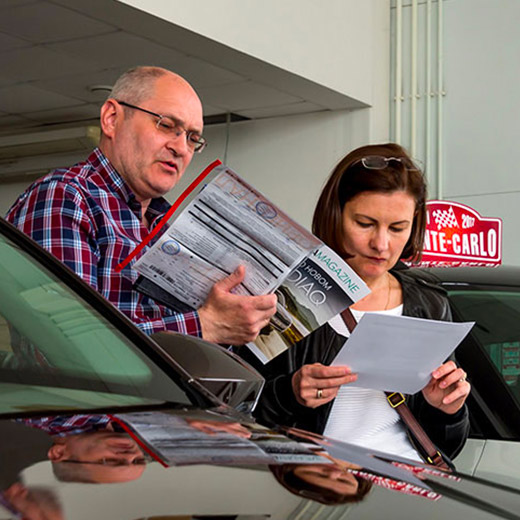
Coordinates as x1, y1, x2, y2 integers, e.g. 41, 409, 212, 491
20, 414, 146, 484
7, 66, 277, 344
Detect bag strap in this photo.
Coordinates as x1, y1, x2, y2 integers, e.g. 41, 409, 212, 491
340, 307, 450, 470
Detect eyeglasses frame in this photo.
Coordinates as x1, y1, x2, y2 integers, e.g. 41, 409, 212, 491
355, 155, 420, 172
116, 100, 207, 153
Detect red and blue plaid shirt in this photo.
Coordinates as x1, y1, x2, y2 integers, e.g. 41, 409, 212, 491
18, 414, 112, 437
6, 148, 201, 337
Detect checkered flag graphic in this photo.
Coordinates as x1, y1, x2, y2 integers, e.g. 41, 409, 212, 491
432, 206, 459, 230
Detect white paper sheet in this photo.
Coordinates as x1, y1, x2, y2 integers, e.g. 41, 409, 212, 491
332, 314, 474, 394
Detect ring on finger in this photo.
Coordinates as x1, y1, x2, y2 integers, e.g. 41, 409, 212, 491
316, 388, 323, 399
459, 372, 467, 382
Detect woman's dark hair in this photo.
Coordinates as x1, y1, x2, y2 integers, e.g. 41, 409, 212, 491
312, 143, 427, 263
269, 464, 372, 506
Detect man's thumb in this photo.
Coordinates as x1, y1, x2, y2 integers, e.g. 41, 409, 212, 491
217, 265, 245, 292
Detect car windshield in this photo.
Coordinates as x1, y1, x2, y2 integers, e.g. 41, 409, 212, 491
448, 287, 520, 408
0, 229, 196, 416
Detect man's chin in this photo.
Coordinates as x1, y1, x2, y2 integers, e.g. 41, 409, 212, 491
149, 172, 183, 197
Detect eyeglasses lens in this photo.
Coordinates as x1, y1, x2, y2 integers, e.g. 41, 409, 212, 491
361, 156, 391, 169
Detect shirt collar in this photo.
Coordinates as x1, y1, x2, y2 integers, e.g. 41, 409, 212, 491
87, 147, 171, 219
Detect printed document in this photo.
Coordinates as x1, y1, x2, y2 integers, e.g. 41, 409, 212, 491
247, 244, 369, 363
132, 161, 369, 361
332, 314, 474, 393
115, 411, 323, 466
135, 164, 320, 310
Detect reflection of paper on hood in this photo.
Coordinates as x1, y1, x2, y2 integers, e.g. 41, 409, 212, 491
118, 411, 327, 468
290, 431, 431, 491
117, 412, 272, 466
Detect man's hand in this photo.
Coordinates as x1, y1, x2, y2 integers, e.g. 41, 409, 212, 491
198, 266, 277, 345
292, 363, 357, 408
186, 419, 252, 438
422, 360, 470, 414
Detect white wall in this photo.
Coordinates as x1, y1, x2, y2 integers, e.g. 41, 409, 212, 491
121, 0, 389, 106
0, 110, 373, 220
169, 108, 375, 228
1, 108, 387, 228
443, 0, 520, 265
161, 0, 390, 227
390, 0, 519, 265
1, 1, 391, 226
1, 108, 384, 228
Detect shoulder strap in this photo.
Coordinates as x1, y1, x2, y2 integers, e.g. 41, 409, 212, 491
340, 307, 450, 470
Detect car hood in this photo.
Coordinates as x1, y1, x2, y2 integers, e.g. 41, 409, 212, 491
2, 406, 520, 520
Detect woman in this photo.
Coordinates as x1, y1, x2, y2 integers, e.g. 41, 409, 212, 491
254, 143, 471, 464
270, 462, 372, 505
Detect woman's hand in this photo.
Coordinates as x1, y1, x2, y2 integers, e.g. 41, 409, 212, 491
422, 360, 470, 414
291, 363, 357, 408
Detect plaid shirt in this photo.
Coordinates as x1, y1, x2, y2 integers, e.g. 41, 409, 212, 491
6, 148, 201, 337
18, 414, 112, 437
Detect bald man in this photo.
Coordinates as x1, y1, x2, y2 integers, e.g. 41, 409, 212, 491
7, 66, 276, 344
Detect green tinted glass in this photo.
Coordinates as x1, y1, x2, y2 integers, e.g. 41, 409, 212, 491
0, 234, 192, 414
449, 289, 520, 404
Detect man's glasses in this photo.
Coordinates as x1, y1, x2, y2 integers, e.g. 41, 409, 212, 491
355, 156, 420, 171
62, 457, 147, 466
117, 100, 207, 153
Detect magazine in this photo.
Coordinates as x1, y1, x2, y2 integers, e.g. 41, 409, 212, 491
128, 161, 369, 361
115, 411, 323, 466
247, 245, 369, 363
134, 161, 320, 310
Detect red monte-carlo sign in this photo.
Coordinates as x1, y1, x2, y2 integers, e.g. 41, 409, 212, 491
418, 201, 502, 267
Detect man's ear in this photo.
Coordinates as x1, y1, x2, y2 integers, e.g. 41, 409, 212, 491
47, 442, 67, 462
100, 99, 121, 139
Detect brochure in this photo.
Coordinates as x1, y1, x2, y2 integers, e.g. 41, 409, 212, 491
247, 244, 369, 363
115, 411, 323, 467
134, 162, 321, 310
129, 160, 369, 361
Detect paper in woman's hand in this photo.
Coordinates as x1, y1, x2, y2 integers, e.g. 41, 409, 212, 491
332, 314, 474, 394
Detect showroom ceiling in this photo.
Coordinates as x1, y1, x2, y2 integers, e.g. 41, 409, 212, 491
0, 0, 366, 134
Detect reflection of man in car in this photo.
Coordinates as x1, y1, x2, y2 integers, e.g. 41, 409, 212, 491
20, 414, 146, 483
185, 418, 252, 439
6, 65, 276, 345
49, 430, 146, 483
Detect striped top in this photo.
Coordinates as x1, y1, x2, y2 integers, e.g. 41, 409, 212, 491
323, 307, 421, 461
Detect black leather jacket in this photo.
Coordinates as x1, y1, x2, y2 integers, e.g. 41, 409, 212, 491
252, 269, 470, 460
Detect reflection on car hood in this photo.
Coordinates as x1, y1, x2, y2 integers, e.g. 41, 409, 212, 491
410, 265, 520, 287
1, 406, 520, 520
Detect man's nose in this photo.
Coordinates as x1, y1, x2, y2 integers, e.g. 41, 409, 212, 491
112, 451, 144, 465
167, 130, 191, 156
114, 445, 141, 455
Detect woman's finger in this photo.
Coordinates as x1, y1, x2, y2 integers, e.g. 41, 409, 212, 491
302, 363, 353, 380
442, 380, 471, 406
431, 360, 458, 380
437, 367, 467, 390
292, 364, 355, 408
